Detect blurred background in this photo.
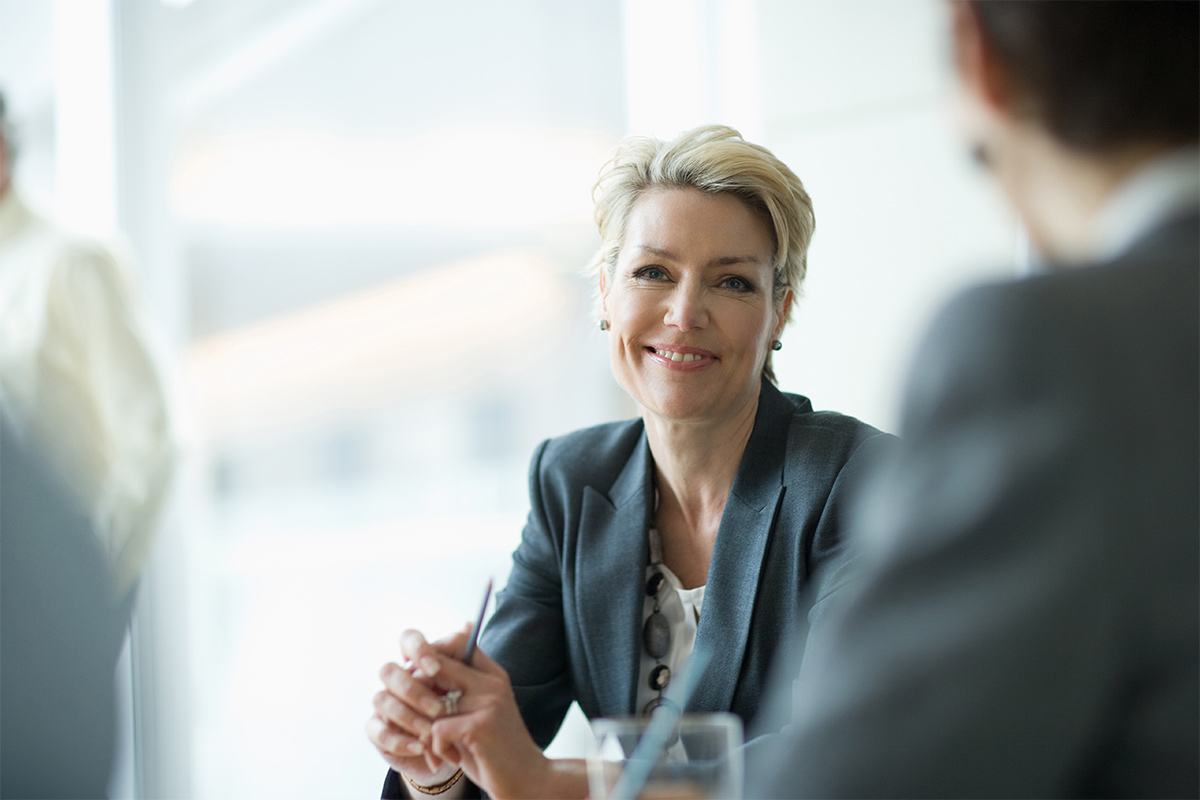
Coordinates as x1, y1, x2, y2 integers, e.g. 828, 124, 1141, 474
0, 0, 1014, 797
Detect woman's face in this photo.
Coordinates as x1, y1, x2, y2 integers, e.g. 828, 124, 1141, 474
601, 187, 790, 426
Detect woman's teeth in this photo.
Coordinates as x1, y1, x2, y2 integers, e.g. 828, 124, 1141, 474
659, 350, 701, 362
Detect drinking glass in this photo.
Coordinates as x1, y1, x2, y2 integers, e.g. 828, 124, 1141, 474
586, 712, 743, 800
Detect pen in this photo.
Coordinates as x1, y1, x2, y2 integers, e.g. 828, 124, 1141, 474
462, 578, 492, 666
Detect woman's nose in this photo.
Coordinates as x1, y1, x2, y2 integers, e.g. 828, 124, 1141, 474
663, 282, 708, 331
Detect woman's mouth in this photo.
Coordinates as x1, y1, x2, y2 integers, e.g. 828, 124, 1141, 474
649, 347, 703, 363
644, 345, 716, 368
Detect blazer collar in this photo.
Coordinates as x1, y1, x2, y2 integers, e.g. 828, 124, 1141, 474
729, 379, 801, 512
575, 380, 799, 716
576, 426, 653, 716
689, 379, 793, 712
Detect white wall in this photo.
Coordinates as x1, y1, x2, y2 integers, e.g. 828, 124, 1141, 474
759, 0, 1015, 433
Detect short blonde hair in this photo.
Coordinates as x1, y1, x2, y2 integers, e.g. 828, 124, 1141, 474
589, 125, 815, 382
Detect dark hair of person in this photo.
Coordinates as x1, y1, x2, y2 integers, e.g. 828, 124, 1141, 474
972, 0, 1199, 150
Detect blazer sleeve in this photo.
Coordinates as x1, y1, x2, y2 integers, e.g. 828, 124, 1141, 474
475, 439, 576, 750
800, 428, 897, 653
745, 420, 897, 744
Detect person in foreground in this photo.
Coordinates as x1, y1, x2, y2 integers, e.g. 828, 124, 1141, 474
754, 2, 1199, 797
366, 125, 892, 799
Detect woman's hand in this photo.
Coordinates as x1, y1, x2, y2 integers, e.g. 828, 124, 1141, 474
424, 647, 587, 800
365, 628, 468, 788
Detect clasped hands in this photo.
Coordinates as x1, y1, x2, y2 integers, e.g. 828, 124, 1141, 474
366, 626, 552, 800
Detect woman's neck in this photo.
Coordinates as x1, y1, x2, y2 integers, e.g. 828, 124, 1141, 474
642, 390, 759, 554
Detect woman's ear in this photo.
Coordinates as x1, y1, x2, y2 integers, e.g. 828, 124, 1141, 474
598, 269, 609, 316
773, 289, 794, 340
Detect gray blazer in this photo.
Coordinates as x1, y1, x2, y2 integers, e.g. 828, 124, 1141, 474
483, 379, 890, 745
383, 380, 890, 798
755, 213, 1200, 798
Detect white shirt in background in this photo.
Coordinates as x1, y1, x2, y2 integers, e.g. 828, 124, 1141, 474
0, 186, 176, 596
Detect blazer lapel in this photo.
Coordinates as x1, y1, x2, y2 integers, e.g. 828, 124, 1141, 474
689, 380, 793, 712
576, 430, 654, 717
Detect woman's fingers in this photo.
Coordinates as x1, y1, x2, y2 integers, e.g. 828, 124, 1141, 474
367, 711, 458, 784
402, 627, 476, 676
429, 710, 488, 766
461, 643, 507, 679
399, 629, 444, 677
379, 661, 446, 720
423, 658, 510, 752
365, 713, 426, 758
373, 688, 432, 739
404, 624, 483, 675
428, 717, 462, 764
429, 647, 509, 695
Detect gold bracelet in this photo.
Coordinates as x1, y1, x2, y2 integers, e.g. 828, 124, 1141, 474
405, 768, 464, 796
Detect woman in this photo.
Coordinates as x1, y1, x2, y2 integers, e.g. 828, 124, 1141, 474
366, 125, 891, 799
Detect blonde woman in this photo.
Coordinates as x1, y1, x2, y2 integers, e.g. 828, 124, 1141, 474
367, 125, 892, 799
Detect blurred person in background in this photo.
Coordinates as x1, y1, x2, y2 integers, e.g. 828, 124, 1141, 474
0, 90, 176, 600
0, 89, 177, 796
754, 2, 1199, 797
366, 125, 894, 799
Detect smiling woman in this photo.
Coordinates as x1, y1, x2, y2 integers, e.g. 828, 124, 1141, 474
367, 126, 895, 800
601, 188, 783, 434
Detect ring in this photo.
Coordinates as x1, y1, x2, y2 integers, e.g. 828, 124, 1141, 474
442, 689, 463, 716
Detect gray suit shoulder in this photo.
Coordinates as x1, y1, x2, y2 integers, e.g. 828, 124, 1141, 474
779, 390, 894, 457
928, 212, 1197, 356
784, 394, 886, 437
902, 222, 1196, 445
532, 417, 645, 495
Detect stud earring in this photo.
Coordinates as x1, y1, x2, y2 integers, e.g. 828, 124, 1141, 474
599, 320, 610, 331
771, 340, 783, 351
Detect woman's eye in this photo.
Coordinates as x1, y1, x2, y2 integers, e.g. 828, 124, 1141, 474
635, 266, 668, 280
722, 276, 753, 291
